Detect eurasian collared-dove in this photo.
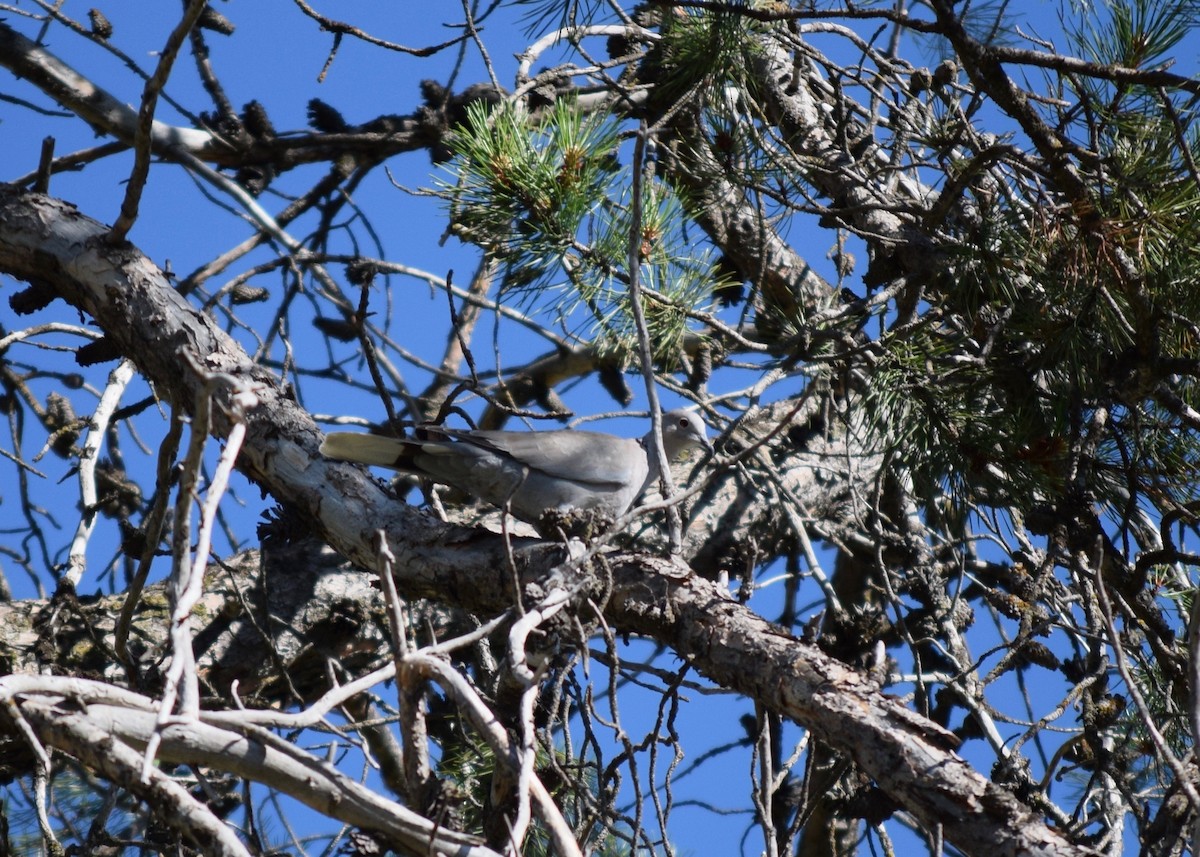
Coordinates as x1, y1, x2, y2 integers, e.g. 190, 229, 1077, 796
319, 409, 711, 527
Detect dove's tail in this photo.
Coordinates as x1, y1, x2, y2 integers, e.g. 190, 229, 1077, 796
320, 432, 413, 470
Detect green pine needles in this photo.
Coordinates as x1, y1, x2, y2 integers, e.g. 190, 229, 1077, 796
440, 98, 716, 365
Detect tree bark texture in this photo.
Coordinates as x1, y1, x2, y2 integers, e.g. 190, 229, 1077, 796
0, 187, 1099, 857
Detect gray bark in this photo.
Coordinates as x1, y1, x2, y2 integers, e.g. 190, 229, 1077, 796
0, 186, 1100, 857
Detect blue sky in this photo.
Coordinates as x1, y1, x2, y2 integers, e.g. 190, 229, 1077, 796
1, 1, 1188, 853
1, 4, 779, 852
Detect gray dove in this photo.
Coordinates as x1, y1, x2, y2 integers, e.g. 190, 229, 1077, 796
319, 409, 711, 527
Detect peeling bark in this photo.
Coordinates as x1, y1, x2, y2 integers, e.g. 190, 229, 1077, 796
0, 187, 1099, 857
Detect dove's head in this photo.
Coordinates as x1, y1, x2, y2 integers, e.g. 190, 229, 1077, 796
660, 409, 713, 461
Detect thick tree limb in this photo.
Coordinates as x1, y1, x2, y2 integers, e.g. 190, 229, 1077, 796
0, 187, 1098, 856
0, 676, 497, 857
0, 20, 431, 177
0, 22, 214, 155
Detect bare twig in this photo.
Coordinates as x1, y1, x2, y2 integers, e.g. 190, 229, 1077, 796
626, 125, 683, 552
64, 359, 134, 588
145, 357, 260, 777
109, 0, 210, 241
